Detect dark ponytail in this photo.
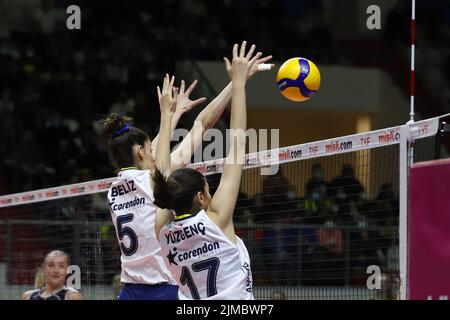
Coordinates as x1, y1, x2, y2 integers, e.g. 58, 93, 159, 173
152, 168, 207, 215
101, 113, 149, 170
152, 169, 174, 209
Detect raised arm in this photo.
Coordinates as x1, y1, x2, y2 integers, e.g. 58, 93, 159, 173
153, 75, 178, 236
170, 54, 273, 170
208, 41, 261, 238
152, 79, 207, 152
169, 82, 231, 170
154, 74, 177, 177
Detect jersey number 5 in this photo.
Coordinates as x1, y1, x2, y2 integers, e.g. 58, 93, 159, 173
116, 213, 138, 256
180, 257, 220, 299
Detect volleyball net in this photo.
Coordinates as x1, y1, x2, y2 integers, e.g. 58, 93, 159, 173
0, 115, 447, 300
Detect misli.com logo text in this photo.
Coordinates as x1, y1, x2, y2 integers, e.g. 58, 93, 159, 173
0, 198, 12, 205
378, 131, 400, 143
45, 191, 59, 198
196, 164, 217, 174
22, 195, 35, 201
246, 155, 259, 166
279, 148, 302, 160
70, 186, 86, 194
325, 140, 353, 153
97, 182, 108, 190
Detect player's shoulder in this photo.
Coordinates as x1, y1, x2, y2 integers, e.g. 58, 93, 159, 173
21, 288, 40, 300
202, 209, 220, 225
121, 169, 151, 187
119, 168, 150, 178
65, 286, 79, 293
109, 169, 151, 192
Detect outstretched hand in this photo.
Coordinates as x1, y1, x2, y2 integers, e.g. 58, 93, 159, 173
158, 79, 206, 119
248, 55, 274, 79
157, 74, 177, 115
173, 79, 207, 119
223, 41, 262, 83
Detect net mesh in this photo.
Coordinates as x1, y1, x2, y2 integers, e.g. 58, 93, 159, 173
0, 194, 121, 300
208, 145, 400, 300
0, 119, 444, 300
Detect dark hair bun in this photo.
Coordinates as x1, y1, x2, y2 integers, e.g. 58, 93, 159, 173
102, 113, 133, 137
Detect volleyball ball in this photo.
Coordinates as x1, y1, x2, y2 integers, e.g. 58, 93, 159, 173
276, 57, 321, 102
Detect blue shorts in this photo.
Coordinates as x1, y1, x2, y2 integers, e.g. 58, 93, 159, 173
117, 283, 179, 300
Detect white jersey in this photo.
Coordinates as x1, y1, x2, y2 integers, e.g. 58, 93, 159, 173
159, 210, 254, 300
107, 168, 175, 285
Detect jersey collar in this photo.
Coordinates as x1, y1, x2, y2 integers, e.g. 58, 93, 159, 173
120, 166, 138, 171
174, 211, 202, 222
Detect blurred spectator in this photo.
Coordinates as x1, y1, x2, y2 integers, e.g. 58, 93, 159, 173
374, 183, 398, 226
328, 164, 364, 225
349, 216, 384, 273
354, 191, 376, 219
317, 219, 343, 256
305, 163, 327, 196
304, 163, 331, 224
21, 250, 82, 300
16, 130, 46, 190
329, 164, 364, 203
254, 169, 298, 223
252, 169, 300, 285
315, 219, 345, 285
0, 88, 14, 113
234, 191, 255, 225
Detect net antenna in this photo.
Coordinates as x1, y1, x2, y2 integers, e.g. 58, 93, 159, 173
409, 0, 415, 124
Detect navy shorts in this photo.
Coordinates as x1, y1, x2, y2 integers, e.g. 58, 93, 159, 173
117, 283, 179, 300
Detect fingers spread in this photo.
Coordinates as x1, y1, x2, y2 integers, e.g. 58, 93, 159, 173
224, 57, 231, 70
246, 44, 256, 60
249, 52, 263, 66
180, 80, 185, 94
186, 79, 198, 95
256, 55, 273, 65
232, 43, 238, 58
239, 40, 247, 57
162, 74, 169, 94
192, 97, 207, 106
157, 86, 161, 99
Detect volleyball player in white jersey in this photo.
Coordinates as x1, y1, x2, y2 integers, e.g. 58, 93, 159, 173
104, 74, 183, 300
153, 41, 258, 300
104, 49, 272, 300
